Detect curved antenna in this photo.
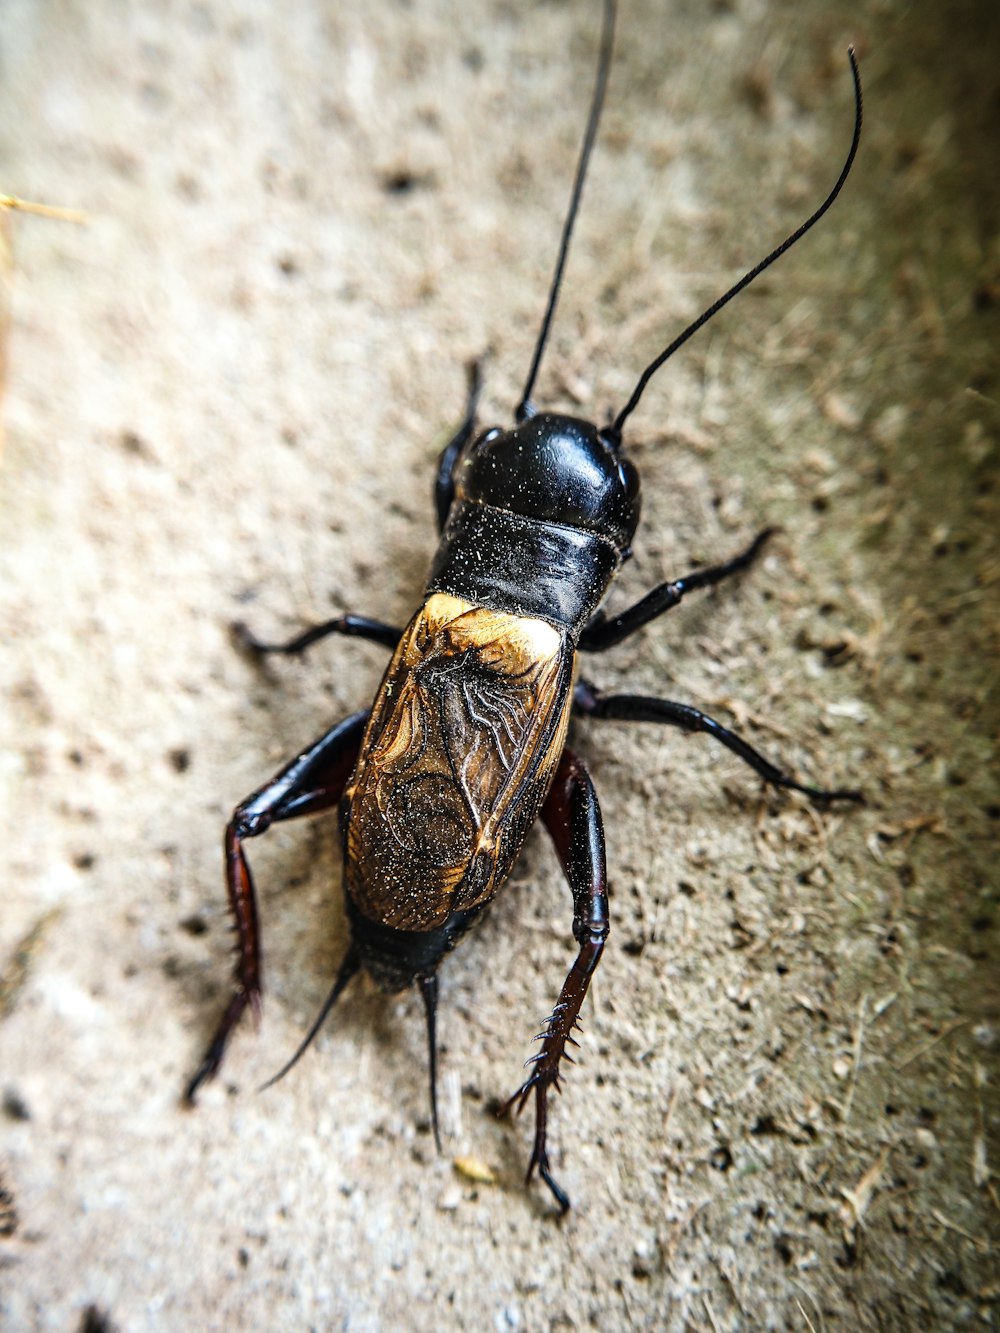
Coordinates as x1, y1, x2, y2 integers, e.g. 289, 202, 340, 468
258, 949, 360, 1092
609, 47, 863, 441
515, 0, 616, 423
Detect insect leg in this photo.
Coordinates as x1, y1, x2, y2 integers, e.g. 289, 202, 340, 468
233, 614, 402, 658
503, 747, 609, 1213
184, 709, 369, 1103
578, 528, 774, 652
574, 680, 862, 803
434, 360, 483, 531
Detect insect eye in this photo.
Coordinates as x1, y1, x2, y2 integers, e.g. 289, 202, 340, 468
472, 427, 501, 453
617, 458, 639, 499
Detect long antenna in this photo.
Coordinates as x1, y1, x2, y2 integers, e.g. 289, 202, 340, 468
609, 47, 863, 440
515, 0, 616, 423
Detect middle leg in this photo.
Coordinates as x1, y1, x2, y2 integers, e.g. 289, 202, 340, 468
233, 614, 402, 659
574, 679, 862, 803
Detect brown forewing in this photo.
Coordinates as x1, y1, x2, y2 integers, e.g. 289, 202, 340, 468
343, 593, 573, 931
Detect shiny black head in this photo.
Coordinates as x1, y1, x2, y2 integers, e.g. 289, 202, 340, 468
455, 412, 640, 553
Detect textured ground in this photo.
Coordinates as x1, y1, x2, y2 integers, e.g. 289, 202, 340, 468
1, 0, 997, 1329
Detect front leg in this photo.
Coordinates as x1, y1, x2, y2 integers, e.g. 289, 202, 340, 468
434, 359, 483, 531
579, 528, 774, 652
185, 710, 369, 1103
503, 747, 609, 1213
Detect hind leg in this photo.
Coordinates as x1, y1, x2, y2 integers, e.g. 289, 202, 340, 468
504, 747, 609, 1212
185, 709, 368, 1102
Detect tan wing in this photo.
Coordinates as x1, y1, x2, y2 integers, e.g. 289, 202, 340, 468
343, 592, 573, 931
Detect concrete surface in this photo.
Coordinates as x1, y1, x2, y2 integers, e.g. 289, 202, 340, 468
1, 0, 997, 1328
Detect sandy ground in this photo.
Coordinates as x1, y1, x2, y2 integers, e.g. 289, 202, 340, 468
1, 0, 997, 1329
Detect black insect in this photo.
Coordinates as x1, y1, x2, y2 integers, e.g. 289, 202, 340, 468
186, 0, 863, 1212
